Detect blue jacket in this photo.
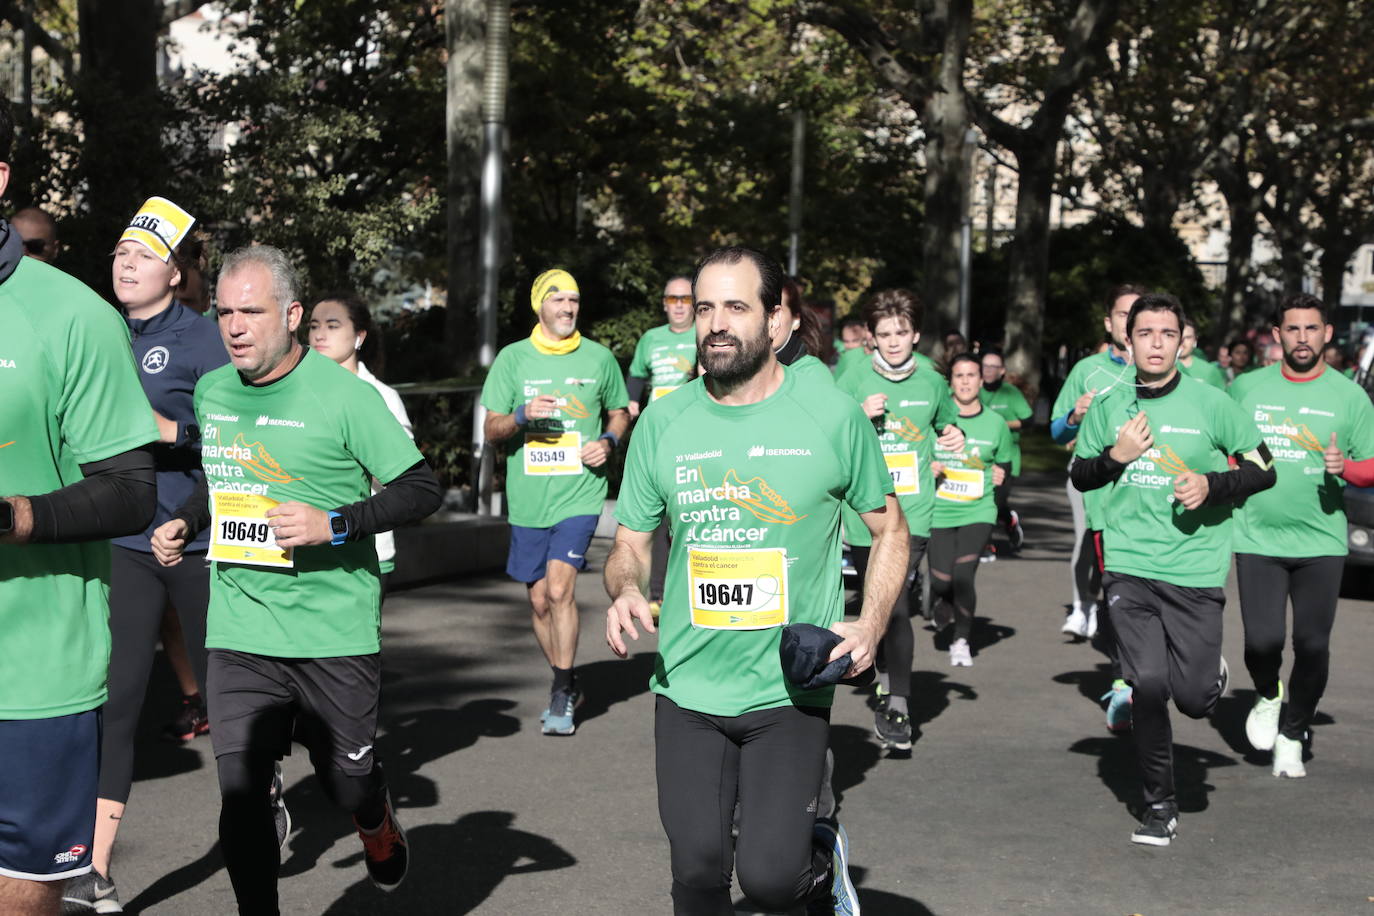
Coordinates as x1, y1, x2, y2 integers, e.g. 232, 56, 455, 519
115, 301, 229, 552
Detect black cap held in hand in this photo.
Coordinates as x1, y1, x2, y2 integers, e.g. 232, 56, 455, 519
778, 623, 874, 690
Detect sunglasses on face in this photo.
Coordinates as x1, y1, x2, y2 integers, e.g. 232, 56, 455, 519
663, 295, 692, 306
23, 238, 51, 254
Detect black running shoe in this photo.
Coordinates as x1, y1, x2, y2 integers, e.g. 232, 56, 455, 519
1131, 803, 1178, 846
270, 762, 292, 852
60, 869, 123, 913
1007, 509, 1025, 551
356, 791, 408, 892
161, 693, 209, 744
874, 707, 913, 751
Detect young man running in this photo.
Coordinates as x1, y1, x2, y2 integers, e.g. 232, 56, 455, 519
1177, 319, 1227, 390
606, 246, 906, 914
1072, 293, 1275, 845
979, 348, 1032, 552
481, 269, 629, 735
152, 245, 441, 913
1229, 293, 1374, 777
837, 288, 964, 749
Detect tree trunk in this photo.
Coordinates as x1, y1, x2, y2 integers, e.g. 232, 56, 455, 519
1002, 140, 1057, 402
1218, 189, 1258, 342
445, 0, 485, 367
1318, 242, 1354, 313
1139, 164, 1181, 238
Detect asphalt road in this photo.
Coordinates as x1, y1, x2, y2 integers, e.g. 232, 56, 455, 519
109, 473, 1374, 915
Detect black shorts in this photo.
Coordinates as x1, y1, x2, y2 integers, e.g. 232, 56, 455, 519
207, 649, 381, 776
0, 709, 100, 881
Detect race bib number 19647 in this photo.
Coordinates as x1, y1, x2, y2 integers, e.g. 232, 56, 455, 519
208, 491, 294, 568
687, 546, 788, 630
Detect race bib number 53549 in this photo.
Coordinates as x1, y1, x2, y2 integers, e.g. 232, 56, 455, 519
524, 431, 583, 476
208, 491, 294, 568
687, 546, 788, 630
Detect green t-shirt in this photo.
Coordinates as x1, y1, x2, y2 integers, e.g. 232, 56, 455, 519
788, 353, 835, 388
195, 350, 423, 657
979, 382, 1033, 475
932, 406, 1013, 528
1074, 373, 1263, 587
1052, 350, 1132, 529
1179, 357, 1227, 390
838, 365, 960, 538
628, 323, 696, 402
615, 370, 893, 717
0, 259, 159, 718
480, 338, 629, 528
1230, 364, 1374, 558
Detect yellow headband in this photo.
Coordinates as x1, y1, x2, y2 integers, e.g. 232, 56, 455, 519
119, 197, 196, 263
531, 269, 579, 315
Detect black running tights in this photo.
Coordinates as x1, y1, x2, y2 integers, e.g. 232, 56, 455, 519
850, 536, 926, 698
1074, 526, 1102, 610
929, 524, 991, 641
1236, 553, 1344, 740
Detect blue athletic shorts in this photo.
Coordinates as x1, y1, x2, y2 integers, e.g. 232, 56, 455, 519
506, 514, 599, 583
0, 709, 100, 881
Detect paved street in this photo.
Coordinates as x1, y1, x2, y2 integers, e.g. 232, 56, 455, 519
111, 473, 1374, 915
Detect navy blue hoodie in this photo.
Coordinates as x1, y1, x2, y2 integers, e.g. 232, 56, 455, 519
115, 301, 229, 552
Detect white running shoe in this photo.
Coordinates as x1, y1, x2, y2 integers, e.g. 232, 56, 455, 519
949, 639, 973, 667
1085, 603, 1099, 639
1245, 683, 1283, 751
1062, 606, 1088, 637
1272, 734, 1306, 778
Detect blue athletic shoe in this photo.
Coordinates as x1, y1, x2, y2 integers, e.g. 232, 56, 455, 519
542, 687, 579, 736
811, 818, 860, 915
1100, 680, 1133, 732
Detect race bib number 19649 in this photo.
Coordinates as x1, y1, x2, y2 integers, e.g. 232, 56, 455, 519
208, 491, 294, 568
687, 546, 788, 630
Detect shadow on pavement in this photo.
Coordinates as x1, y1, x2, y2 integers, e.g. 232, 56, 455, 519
123, 842, 225, 914
829, 724, 883, 810
570, 650, 656, 726
131, 651, 210, 785
323, 810, 575, 914
1051, 661, 1117, 708
1068, 736, 1237, 815
733, 864, 935, 916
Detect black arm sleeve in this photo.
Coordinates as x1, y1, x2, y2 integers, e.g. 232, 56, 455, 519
334, 460, 443, 539
1070, 448, 1128, 492
626, 375, 647, 404
174, 473, 211, 539
1203, 442, 1277, 507
26, 446, 157, 543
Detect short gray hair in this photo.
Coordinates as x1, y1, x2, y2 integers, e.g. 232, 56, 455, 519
219, 244, 300, 324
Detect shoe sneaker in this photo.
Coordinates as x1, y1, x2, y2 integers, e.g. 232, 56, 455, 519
865, 682, 889, 713
1100, 680, 1133, 732
60, 870, 123, 914
978, 544, 997, 563
949, 639, 972, 667
270, 761, 292, 852
542, 686, 579, 735
811, 818, 859, 915
356, 791, 408, 892
1272, 733, 1306, 778
874, 707, 912, 751
1245, 683, 1283, 751
1062, 606, 1088, 637
161, 692, 210, 744
1131, 803, 1179, 846
1007, 510, 1025, 551
1085, 603, 1099, 639
540, 685, 582, 724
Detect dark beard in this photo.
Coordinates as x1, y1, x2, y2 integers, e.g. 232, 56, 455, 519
699, 327, 771, 388
1284, 347, 1321, 373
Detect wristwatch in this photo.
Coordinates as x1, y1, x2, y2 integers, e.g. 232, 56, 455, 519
0, 500, 13, 535
327, 510, 348, 546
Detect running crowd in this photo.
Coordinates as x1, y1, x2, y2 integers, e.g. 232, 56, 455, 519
3, 97, 1373, 916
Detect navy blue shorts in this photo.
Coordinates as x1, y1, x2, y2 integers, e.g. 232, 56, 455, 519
506, 514, 598, 583
0, 709, 100, 881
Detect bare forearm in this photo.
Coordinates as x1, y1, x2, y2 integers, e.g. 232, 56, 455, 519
604, 409, 630, 442
484, 411, 521, 443
604, 537, 651, 601
858, 507, 907, 635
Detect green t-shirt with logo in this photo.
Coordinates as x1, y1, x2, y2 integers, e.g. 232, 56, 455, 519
195, 350, 423, 657
1179, 357, 1227, 390
0, 259, 159, 718
628, 324, 696, 402
932, 407, 1013, 528
1053, 350, 1132, 530
480, 338, 629, 528
615, 370, 893, 717
979, 382, 1033, 476
838, 365, 960, 539
1074, 373, 1263, 587
1230, 364, 1374, 558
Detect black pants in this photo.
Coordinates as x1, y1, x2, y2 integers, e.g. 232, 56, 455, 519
1105, 572, 1225, 806
929, 523, 992, 641
994, 474, 1015, 528
1236, 553, 1344, 740
655, 695, 832, 915
849, 535, 927, 697
100, 546, 210, 803
1090, 530, 1123, 680
1075, 527, 1103, 610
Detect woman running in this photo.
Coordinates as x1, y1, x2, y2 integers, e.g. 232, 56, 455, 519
929, 353, 1013, 667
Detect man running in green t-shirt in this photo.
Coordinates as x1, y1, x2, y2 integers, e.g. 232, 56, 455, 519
0, 100, 159, 913
1177, 318, 1227, 390
1072, 293, 1275, 846
627, 275, 696, 418
481, 269, 630, 736
1229, 293, 1374, 778
605, 246, 906, 914
152, 246, 442, 912
979, 347, 1032, 552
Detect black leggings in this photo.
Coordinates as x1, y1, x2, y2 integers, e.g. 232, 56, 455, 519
655, 695, 832, 915
994, 474, 1015, 528
101, 546, 210, 803
848, 535, 927, 698
929, 524, 992, 641
1074, 527, 1102, 609
1236, 553, 1344, 740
